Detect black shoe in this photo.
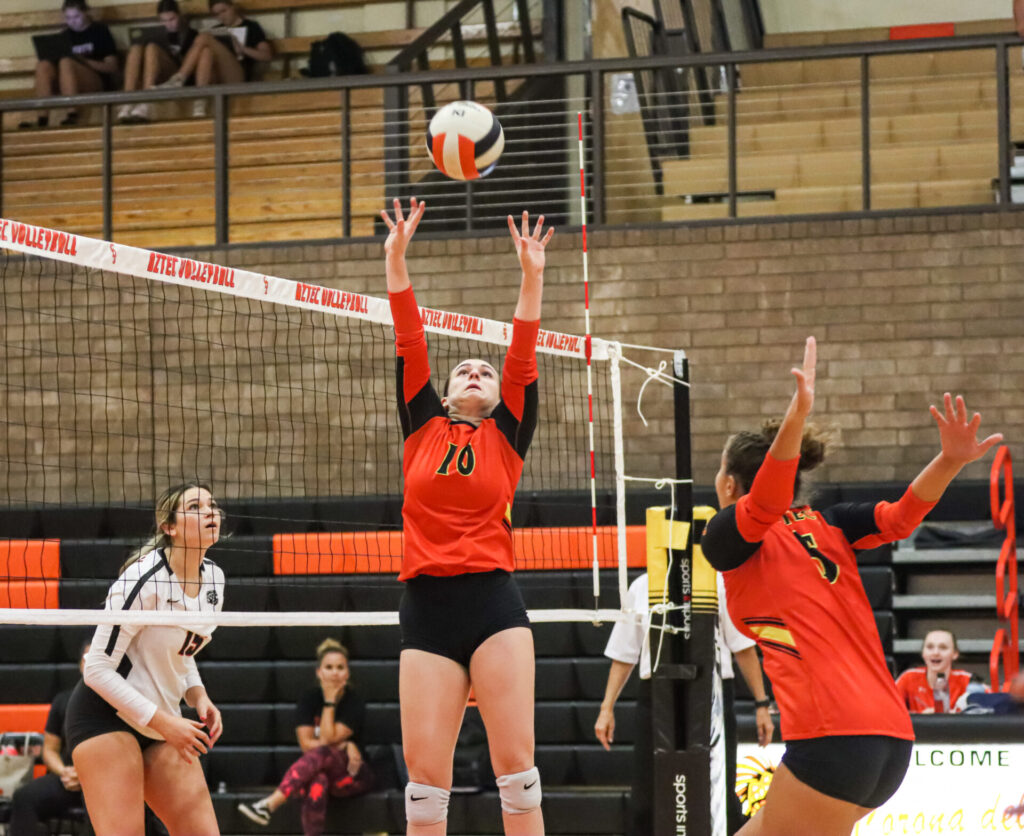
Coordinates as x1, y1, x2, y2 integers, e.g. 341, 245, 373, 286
18, 115, 48, 129
59, 111, 79, 127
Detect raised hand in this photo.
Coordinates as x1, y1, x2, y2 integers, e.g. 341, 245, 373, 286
930, 393, 1003, 466
381, 197, 426, 261
790, 336, 816, 419
507, 210, 554, 279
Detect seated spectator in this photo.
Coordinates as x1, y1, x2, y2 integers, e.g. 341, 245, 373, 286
237, 638, 373, 835
158, 0, 272, 118
895, 629, 974, 714
8, 642, 90, 836
118, 0, 198, 123
20, 0, 119, 128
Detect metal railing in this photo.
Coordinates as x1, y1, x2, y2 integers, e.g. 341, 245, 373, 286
0, 30, 1021, 246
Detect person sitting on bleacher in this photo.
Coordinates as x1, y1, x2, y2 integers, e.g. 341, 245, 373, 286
20, 0, 119, 128
237, 638, 374, 836
157, 0, 272, 118
894, 629, 975, 714
118, 0, 198, 124
7, 642, 89, 836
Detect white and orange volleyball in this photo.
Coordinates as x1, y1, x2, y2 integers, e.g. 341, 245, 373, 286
426, 101, 504, 181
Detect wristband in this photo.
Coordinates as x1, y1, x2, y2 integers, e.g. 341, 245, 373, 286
323, 702, 335, 709
753, 698, 771, 709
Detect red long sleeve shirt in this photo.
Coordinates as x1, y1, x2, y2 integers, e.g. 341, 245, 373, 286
389, 287, 538, 581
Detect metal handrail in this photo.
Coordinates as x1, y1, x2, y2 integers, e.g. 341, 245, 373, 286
0, 30, 1020, 245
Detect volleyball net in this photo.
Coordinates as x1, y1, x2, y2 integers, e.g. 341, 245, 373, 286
0, 219, 688, 631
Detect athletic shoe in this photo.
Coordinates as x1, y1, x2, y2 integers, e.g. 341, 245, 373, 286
156, 74, 185, 89
237, 800, 271, 826
116, 104, 133, 123
192, 99, 208, 118
128, 102, 152, 123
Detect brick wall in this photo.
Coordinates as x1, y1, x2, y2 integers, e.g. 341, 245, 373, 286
2, 209, 1021, 505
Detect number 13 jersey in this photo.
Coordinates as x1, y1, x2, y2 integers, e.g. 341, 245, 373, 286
84, 549, 224, 738
390, 286, 539, 581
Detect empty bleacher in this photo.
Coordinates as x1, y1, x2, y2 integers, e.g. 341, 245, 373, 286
647, 24, 1022, 221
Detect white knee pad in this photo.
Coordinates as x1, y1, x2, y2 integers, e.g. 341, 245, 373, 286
405, 782, 450, 827
496, 766, 542, 814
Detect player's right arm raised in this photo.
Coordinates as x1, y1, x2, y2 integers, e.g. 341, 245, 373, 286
381, 197, 425, 294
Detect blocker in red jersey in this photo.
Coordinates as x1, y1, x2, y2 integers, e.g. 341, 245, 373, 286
426, 100, 504, 180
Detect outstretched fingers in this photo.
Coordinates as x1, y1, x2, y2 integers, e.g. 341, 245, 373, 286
507, 212, 521, 244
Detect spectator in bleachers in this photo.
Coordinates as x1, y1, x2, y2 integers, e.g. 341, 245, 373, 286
594, 572, 773, 836
894, 629, 974, 714
8, 642, 90, 836
20, 0, 119, 128
117, 0, 198, 123
156, 0, 273, 118
237, 638, 373, 835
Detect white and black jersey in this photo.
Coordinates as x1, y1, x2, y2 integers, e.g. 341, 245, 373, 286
83, 549, 225, 739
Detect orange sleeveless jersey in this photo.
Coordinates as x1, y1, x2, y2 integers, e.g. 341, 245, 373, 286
389, 287, 538, 581
704, 453, 937, 741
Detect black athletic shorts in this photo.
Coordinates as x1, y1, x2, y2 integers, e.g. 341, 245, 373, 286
64, 679, 162, 755
782, 734, 913, 808
399, 569, 531, 668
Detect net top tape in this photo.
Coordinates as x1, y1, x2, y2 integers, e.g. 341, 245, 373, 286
0, 607, 641, 627
0, 219, 610, 361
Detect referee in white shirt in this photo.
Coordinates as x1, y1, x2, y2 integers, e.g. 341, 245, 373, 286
594, 573, 774, 836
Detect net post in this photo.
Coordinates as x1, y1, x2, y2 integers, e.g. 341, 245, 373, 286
102, 102, 112, 241
649, 349, 721, 836
214, 93, 229, 246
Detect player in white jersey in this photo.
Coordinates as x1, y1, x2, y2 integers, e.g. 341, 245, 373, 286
65, 483, 226, 836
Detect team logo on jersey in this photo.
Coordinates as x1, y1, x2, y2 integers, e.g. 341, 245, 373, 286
207, 590, 219, 605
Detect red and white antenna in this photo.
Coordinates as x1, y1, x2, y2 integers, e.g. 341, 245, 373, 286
577, 112, 600, 610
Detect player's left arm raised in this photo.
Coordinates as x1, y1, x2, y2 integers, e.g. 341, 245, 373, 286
508, 210, 553, 322
910, 394, 1003, 502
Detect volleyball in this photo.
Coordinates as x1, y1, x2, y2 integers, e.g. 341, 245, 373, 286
426, 101, 504, 181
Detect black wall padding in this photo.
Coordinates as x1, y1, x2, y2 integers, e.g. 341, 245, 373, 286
216, 703, 275, 745
0, 664, 57, 702
203, 626, 272, 661
196, 661, 275, 703
344, 625, 401, 660
272, 626, 348, 661
859, 566, 894, 609
58, 579, 109, 609
205, 746, 277, 786
531, 623, 579, 657
205, 536, 274, 577
58, 539, 131, 579
0, 626, 59, 662
874, 611, 895, 654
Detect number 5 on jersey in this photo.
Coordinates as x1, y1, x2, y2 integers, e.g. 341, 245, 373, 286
792, 531, 840, 584
435, 442, 476, 476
